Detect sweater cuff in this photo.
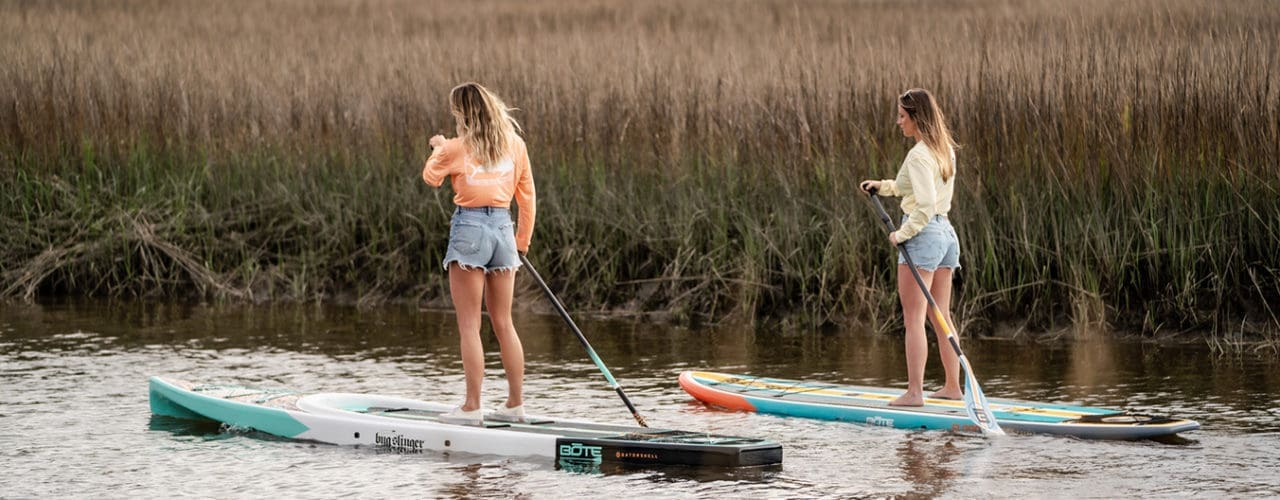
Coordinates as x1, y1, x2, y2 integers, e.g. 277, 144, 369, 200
878, 179, 898, 196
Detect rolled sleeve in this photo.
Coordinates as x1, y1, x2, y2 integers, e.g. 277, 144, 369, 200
878, 179, 900, 197
422, 140, 460, 187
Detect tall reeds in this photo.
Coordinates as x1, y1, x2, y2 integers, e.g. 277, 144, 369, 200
2, 0, 1277, 343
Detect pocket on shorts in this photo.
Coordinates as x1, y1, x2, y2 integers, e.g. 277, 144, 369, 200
449, 223, 484, 255
903, 232, 947, 269
499, 222, 516, 245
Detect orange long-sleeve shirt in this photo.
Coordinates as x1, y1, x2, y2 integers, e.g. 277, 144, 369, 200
422, 135, 536, 252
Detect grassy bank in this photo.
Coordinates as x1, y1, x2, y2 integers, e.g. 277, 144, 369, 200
2, 0, 1278, 343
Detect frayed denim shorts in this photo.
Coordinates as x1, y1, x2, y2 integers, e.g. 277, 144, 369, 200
898, 214, 961, 272
442, 207, 521, 273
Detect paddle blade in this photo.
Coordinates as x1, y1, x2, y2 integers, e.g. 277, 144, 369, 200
960, 357, 1006, 436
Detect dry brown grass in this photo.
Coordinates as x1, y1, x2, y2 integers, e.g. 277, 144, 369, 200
4, 0, 1275, 169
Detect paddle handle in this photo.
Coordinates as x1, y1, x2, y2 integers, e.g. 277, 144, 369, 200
519, 253, 649, 428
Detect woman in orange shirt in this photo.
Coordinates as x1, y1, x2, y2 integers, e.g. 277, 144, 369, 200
422, 82, 536, 425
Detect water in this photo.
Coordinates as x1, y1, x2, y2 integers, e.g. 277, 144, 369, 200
2, 301, 1278, 498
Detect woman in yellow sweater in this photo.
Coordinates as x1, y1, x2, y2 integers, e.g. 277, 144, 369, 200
859, 89, 962, 407
422, 82, 536, 424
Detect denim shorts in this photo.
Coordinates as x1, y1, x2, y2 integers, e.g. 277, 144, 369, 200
897, 215, 961, 272
442, 207, 521, 273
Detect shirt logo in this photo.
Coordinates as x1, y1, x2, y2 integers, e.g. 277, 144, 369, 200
463, 157, 514, 187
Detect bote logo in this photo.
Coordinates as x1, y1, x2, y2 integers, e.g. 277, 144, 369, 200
866, 416, 894, 427
558, 442, 602, 459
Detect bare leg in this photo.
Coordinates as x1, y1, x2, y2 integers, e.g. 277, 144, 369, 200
484, 269, 524, 408
891, 264, 933, 407
927, 267, 963, 400
449, 263, 487, 411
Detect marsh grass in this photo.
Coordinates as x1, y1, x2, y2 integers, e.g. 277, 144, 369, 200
2, 0, 1278, 343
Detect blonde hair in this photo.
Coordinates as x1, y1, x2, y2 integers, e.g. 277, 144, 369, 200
449, 82, 522, 169
899, 89, 958, 182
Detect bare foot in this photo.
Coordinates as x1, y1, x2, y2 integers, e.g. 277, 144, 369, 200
889, 392, 924, 407
929, 389, 963, 401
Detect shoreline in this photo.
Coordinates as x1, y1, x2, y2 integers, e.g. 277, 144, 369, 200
5, 295, 1276, 352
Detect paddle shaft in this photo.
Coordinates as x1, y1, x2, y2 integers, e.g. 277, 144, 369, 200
867, 190, 1003, 434
519, 253, 649, 427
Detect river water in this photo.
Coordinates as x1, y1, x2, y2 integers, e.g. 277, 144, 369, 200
2, 301, 1278, 498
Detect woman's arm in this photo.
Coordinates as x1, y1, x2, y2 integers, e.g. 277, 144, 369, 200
513, 141, 536, 253
893, 154, 938, 242
422, 135, 456, 187
877, 179, 900, 197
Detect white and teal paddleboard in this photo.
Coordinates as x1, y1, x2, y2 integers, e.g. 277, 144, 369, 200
679, 371, 1199, 440
150, 376, 781, 469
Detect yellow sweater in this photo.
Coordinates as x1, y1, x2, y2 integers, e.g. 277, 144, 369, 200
877, 142, 954, 242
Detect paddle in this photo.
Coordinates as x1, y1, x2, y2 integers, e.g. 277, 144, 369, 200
519, 253, 650, 428
866, 189, 1005, 436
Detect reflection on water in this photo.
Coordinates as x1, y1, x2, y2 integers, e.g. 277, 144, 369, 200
2, 300, 1280, 497
1065, 333, 1119, 397
897, 435, 958, 498
439, 462, 529, 499
147, 414, 225, 438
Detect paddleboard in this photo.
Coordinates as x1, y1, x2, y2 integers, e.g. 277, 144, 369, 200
679, 371, 1199, 439
149, 376, 781, 469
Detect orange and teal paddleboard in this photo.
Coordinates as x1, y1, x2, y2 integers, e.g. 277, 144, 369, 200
679, 371, 1198, 440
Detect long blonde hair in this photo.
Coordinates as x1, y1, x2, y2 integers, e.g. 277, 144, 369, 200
899, 88, 958, 182
449, 82, 522, 169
